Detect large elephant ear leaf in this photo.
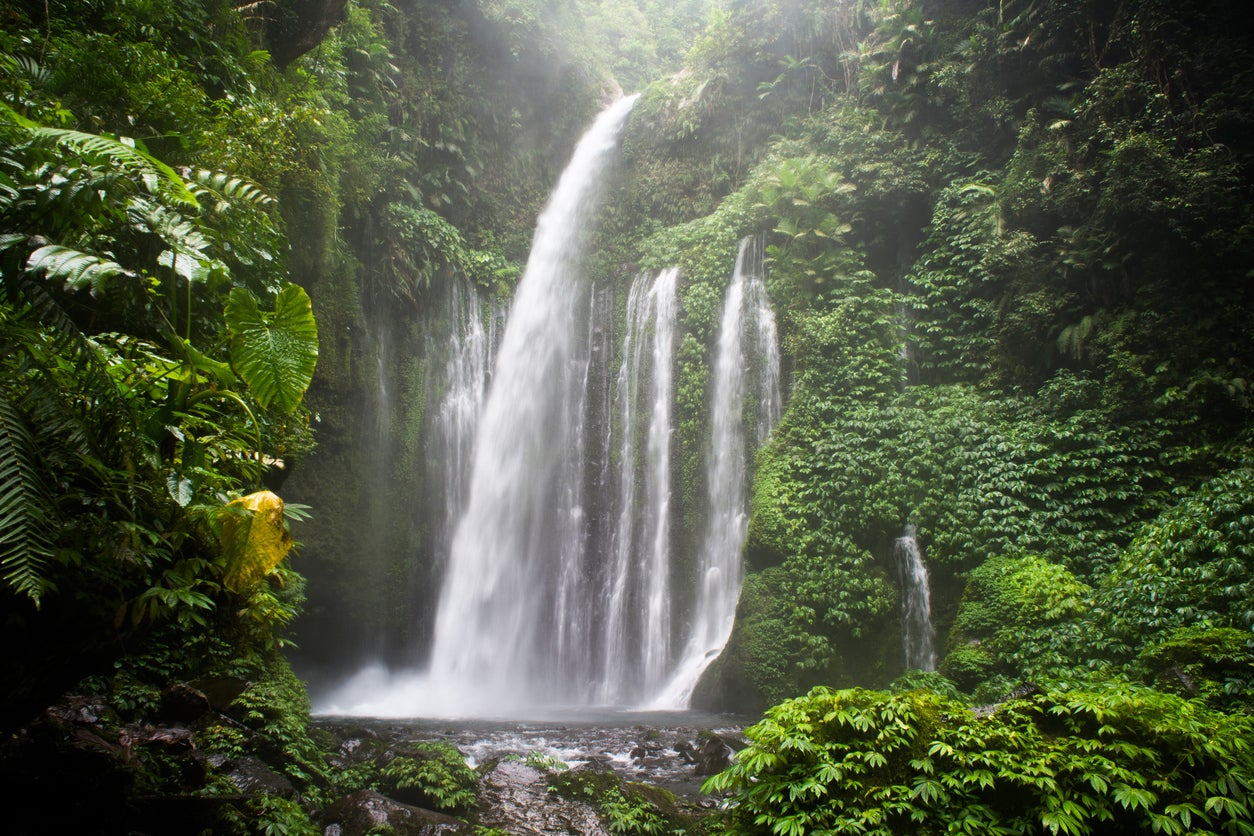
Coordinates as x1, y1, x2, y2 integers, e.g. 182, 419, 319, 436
225, 284, 318, 414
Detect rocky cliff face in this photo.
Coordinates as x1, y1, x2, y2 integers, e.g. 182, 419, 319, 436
249, 0, 350, 67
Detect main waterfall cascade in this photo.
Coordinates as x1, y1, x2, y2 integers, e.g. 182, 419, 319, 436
318, 96, 783, 717
894, 526, 937, 672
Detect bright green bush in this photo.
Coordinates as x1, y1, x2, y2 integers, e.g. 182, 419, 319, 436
379, 742, 478, 813
706, 684, 1254, 836
1137, 626, 1254, 711
1097, 465, 1254, 655
943, 554, 1093, 694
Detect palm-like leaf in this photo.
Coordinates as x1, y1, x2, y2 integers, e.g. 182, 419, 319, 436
0, 392, 56, 605
26, 244, 132, 296
225, 284, 318, 414
27, 125, 200, 210
187, 169, 274, 211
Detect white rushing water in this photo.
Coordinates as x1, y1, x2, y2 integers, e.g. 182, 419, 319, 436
894, 525, 937, 672
317, 105, 783, 718
428, 279, 498, 573
652, 237, 781, 708
425, 94, 639, 713
601, 267, 680, 703
320, 95, 639, 716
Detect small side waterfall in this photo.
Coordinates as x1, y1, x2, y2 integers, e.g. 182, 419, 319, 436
894, 526, 936, 672
653, 237, 781, 708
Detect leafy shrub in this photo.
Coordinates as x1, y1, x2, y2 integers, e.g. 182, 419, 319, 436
706, 684, 1254, 836
602, 787, 669, 836
215, 794, 319, 836
550, 770, 690, 836
523, 751, 569, 773
1097, 465, 1254, 658
943, 553, 1092, 692
379, 742, 478, 813
1137, 626, 1254, 711
230, 656, 330, 793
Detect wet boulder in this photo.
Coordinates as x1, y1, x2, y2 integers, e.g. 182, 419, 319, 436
222, 755, 297, 798
322, 789, 477, 836
693, 730, 736, 776
479, 759, 609, 835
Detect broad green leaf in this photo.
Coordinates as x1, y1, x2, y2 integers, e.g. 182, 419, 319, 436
27, 244, 130, 296
167, 334, 235, 389
225, 284, 318, 414
166, 472, 194, 507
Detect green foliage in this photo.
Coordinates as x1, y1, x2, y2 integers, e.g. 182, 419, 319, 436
249, 795, 319, 836
0, 389, 56, 602
550, 770, 690, 835
602, 786, 669, 836
522, 750, 570, 772
706, 684, 1254, 836
733, 370, 1171, 701
230, 654, 331, 791
379, 742, 478, 813
216, 794, 320, 836
1136, 626, 1254, 711
943, 554, 1093, 695
1096, 466, 1254, 655
887, 669, 963, 701
226, 285, 320, 415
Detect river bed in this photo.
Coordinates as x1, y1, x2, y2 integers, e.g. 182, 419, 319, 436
313, 709, 748, 802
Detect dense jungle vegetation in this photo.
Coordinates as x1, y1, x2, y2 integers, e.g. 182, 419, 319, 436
1, 0, 1252, 833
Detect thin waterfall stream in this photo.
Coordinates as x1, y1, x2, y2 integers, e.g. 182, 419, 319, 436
652, 237, 780, 708
894, 525, 937, 672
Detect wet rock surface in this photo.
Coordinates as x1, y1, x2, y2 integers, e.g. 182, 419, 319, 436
322, 789, 478, 835
477, 759, 608, 835
314, 709, 747, 804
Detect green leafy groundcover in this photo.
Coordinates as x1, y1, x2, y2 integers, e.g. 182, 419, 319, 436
705, 684, 1254, 836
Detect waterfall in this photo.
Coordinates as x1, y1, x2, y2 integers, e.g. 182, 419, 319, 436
428, 279, 498, 573
600, 267, 680, 702
316, 103, 784, 718
652, 237, 781, 708
418, 95, 639, 713
894, 525, 937, 672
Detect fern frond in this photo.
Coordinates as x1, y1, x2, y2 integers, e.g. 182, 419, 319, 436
26, 244, 132, 296
188, 169, 275, 211
127, 197, 213, 254
29, 126, 199, 210
2, 273, 138, 461
0, 392, 56, 605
